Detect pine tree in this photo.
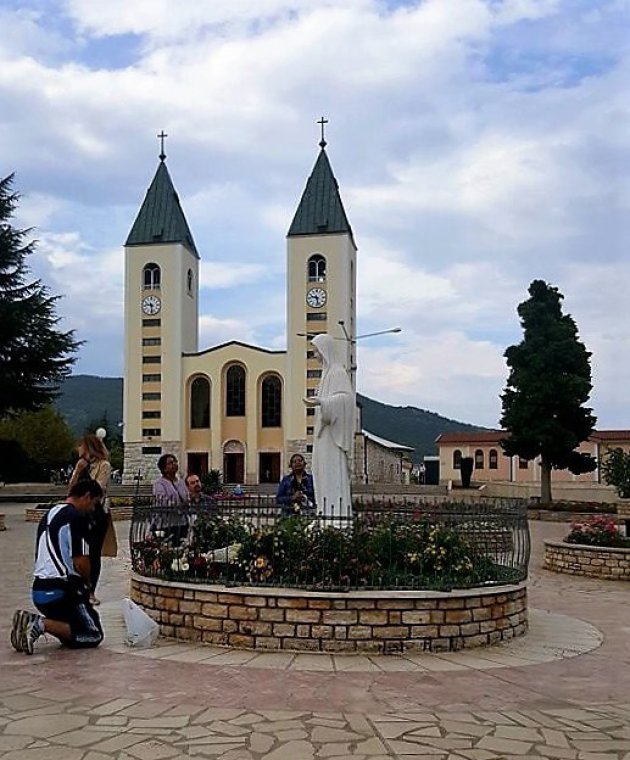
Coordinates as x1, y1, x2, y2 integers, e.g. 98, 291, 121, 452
500, 280, 597, 503
0, 174, 80, 418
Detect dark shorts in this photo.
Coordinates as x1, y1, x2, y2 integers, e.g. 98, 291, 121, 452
32, 580, 104, 649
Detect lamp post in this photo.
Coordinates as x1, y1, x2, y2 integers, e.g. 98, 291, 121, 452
337, 321, 402, 344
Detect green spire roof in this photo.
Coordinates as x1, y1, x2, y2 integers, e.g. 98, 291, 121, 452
126, 160, 199, 258
288, 147, 353, 239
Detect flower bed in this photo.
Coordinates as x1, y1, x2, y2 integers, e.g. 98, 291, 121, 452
544, 516, 630, 580
130, 507, 527, 592
130, 500, 530, 652
565, 516, 630, 548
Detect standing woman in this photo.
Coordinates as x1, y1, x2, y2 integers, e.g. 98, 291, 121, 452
276, 454, 315, 516
68, 434, 112, 605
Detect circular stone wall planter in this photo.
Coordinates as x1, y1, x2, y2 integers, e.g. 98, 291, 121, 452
130, 575, 528, 653
544, 540, 630, 580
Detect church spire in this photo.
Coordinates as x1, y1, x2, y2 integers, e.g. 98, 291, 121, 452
287, 119, 353, 240
125, 137, 199, 258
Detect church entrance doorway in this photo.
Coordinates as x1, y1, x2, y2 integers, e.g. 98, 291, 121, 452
224, 454, 244, 484
223, 440, 245, 484
259, 453, 281, 484
187, 452, 208, 477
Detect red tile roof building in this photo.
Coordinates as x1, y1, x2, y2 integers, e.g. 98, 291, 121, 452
435, 430, 630, 486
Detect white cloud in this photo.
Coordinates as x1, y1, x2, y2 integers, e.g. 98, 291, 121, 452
14, 192, 62, 229
199, 261, 267, 290
358, 331, 507, 426
63, 0, 360, 40
493, 0, 561, 25
34, 232, 123, 327
0, 7, 69, 58
198, 314, 258, 348
1, 0, 629, 428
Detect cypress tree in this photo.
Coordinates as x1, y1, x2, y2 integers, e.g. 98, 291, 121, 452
500, 280, 597, 503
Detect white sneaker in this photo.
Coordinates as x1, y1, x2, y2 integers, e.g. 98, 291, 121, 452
21, 616, 43, 656
10, 610, 29, 652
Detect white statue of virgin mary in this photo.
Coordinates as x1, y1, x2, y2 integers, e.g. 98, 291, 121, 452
303, 333, 355, 518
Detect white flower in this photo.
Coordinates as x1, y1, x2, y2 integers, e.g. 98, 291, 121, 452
171, 558, 189, 572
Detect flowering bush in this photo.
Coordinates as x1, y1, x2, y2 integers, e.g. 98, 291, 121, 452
131, 510, 518, 590
565, 516, 630, 548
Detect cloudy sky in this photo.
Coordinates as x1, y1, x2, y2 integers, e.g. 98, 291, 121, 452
2, 0, 629, 428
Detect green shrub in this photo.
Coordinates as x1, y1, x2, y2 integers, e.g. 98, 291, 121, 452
131, 512, 516, 590
601, 448, 630, 499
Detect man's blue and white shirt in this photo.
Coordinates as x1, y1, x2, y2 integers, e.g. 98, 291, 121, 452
34, 503, 89, 580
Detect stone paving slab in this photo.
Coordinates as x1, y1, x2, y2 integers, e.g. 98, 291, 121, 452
2, 695, 630, 759
95, 603, 602, 673
2, 508, 630, 758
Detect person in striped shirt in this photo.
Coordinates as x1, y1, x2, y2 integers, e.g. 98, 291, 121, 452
10, 479, 105, 655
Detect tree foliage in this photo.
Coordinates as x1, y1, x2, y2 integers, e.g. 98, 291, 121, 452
500, 280, 597, 503
601, 448, 630, 499
0, 174, 80, 419
0, 406, 75, 479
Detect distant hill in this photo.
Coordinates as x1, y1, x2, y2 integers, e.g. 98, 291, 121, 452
357, 394, 486, 460
54, 375, 484, 461
55, 375, 123, 437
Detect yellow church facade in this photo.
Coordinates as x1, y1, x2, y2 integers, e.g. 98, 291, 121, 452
122, 134, 388, 485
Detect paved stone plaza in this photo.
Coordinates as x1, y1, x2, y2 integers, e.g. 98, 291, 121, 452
1, 504, 629, 759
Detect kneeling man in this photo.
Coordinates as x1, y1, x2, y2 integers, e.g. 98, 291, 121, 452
10, 479, 105, 655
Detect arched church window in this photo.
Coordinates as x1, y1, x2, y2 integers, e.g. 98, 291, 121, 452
190, 376, 210, 429
307, 255, 326, 282
187, 268, 193, 294
474, 449, 484, 469
143, 263, 161, 289
261, 375, 282, 428
453, 450, 462, 470
226, 365, 246, 416
489, 449, 498, 469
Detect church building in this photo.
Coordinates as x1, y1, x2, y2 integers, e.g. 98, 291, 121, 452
122, 130, 412, 485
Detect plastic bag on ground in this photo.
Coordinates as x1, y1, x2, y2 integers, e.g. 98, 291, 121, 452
122, 597, 159, 648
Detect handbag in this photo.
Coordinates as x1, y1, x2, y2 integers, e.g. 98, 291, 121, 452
101, 512, 118, 557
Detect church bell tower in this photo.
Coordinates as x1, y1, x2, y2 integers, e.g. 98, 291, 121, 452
122, 134, 200, 481
285, 121, 357, 460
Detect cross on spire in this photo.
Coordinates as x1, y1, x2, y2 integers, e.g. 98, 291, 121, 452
157, 130, 168, 162
317, 116, 328, 148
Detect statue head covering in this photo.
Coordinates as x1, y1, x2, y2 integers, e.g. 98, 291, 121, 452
311, 333, 336, 369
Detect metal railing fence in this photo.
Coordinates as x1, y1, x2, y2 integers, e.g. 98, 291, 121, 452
129, 497, 530, 592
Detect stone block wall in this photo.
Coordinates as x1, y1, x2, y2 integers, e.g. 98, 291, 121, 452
123, 440, 182, 485
130, 576, 527, 653
544, 540, 630, 580
25, 506, 134, 523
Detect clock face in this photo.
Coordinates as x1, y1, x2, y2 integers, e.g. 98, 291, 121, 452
306, 287, 327, 308
142, 295, 161, 315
